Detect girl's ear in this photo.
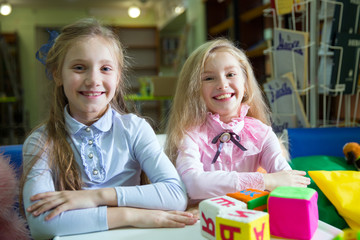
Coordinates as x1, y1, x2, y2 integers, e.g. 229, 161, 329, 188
53, 72, 63, 86
54, 78, 63, 87
116, 74, 122, 88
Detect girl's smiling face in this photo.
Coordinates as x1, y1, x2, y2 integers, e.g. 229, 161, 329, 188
201, 50, 246, 123
60, 36, 120, 125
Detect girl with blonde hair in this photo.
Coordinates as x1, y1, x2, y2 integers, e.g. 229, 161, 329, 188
165, 38, 310, 206
20, 18, 196, 239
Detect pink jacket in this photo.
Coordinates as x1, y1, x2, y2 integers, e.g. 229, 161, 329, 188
176, 105, 291, 200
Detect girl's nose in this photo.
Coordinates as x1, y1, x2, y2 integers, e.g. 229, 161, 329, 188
217, 77, 229, 89
85, 69, 100, 86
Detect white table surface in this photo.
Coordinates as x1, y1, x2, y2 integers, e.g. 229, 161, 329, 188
53, 220, 342, 240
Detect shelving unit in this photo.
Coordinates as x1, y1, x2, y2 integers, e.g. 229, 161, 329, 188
0, 33, 25, 145
159, 10, 188, 75
316, 0, 360, 127
205, 0, 359, 128
264, 0, 360, 128
113, 26, 160, 93
205, 0, 272, 84
160, 37, 179, 67
112, 26, 166, 132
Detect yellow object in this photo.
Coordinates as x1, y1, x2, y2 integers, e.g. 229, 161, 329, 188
308, 171, 360, 230
215, 209, 270, 240
274, 0, 293, 15
333, 228, 360, 240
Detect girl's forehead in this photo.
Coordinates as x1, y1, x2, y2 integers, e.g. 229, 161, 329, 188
204, 50, 240, 67
206, 49, 236, 61
70, 36, 106, 48
65, 36, 119, 61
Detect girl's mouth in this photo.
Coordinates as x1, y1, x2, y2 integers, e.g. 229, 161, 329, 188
80, 91, 104, 97
213, 93, 234, 100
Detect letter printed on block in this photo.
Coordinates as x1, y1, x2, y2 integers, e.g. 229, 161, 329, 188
240, 189, 261, 198
202, 212, 215, 237
220, 224, 241, 240
199, 196, 247, 240
211, 197, 236, 208
253, 223, 266, 240
229, 210, 256, 218
216, 208, 270, 240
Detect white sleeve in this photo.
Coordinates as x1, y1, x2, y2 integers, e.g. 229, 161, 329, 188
115, 119, 188, 211
22, 133, 108, 240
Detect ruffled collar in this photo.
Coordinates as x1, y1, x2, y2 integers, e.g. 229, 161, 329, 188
206, 104, 249, 129
191, 104, 250, 144
185, 104, 265, 154
65, 105, 113, 135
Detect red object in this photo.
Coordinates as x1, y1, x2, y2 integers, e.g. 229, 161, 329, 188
0, 153, 30, 240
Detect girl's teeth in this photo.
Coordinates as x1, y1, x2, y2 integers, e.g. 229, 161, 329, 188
216, 94, 231, 100
84, 92, 101, 96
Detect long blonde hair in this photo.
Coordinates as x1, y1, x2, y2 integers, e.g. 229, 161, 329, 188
165, 38, 271, 162
20, 18, 129, 212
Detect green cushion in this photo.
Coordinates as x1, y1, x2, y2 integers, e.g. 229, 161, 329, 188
290, 155, 357, 230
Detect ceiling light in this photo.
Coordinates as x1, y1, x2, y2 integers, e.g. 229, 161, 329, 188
174, 6, 184, 14
0, 2, 12, 16
128, 6, 140, 18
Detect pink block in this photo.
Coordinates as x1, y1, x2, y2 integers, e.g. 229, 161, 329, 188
268, 192, 318, 240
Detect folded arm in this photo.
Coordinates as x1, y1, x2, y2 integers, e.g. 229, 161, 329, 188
23, 154, 195, 239
176, 136, 265, 200
114, 120, 188, 211
259, 131, 311, 190
22, 156, 109, 239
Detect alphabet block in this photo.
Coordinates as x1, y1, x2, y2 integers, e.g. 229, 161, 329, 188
268, 186, 318, 240
199, 195, 247, 240
227, 189, 269, 211
216, 209, 270, 240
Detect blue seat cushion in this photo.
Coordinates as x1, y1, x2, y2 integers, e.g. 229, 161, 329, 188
287, 127, 360, 159
0, 144, 23, 175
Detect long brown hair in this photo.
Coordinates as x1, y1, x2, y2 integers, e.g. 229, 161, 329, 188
165, 38, 271, 163
19, 18, 129, 213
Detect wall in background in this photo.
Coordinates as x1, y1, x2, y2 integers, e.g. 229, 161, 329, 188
0, 0, 205, 131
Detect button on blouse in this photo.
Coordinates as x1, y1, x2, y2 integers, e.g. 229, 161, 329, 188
75, 126, 106, 183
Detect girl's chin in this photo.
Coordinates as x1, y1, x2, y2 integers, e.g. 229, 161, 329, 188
218, 112, 238, 121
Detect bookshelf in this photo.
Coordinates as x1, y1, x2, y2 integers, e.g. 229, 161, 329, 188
205, 0, 271, 84
159, 10, 187, 75
112, 26, 164, 132
316, 0, 360, 127
160, 37, 180, 67
205, 1, 360, 128
113, 26, 160, 93
264, 0, 360, 128
0, 33, 25, 144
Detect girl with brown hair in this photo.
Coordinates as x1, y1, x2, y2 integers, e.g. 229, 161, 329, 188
21, 18, 196, 239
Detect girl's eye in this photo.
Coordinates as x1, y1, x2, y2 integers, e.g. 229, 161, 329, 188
202, 76, 214, 81
73, 65, 85, 71
227, 72, 236, 77
102, 66, 112, 72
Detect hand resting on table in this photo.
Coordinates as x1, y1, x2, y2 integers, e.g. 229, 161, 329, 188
263, 170, 311, 191
27, 188, 198, 229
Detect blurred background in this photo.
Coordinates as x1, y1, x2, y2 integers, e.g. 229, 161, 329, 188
1, 0, 359, 144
